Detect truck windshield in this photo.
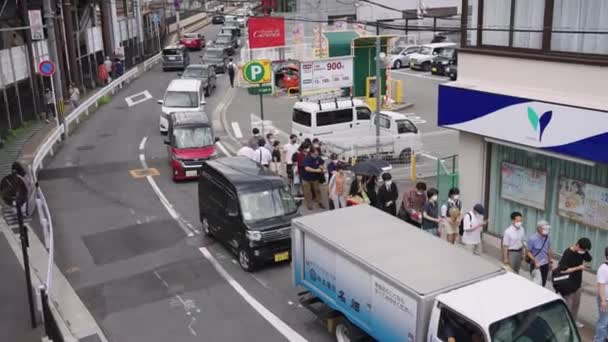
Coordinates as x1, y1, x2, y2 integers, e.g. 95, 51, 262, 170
490, 300, 580, 342
239, 187, 297, 222
173, 127, 213, 149
164, 91, 198, 108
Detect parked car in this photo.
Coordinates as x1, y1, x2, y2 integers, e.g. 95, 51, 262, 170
157, 79, 206, 133
431, 48, 457, 76
445, 63, 457, 81
178, 64, 217, 96
212, 14, 225, 24
274, 63, 299, 90
179, 32, 205, 50
162, 45, 190, 71
164, 112, 217, 181
408, 42, 457, 71
214, 33, 238, 54
389, 45, 421, 69
221, 25, 241, 37
199, 157, 299, 272
201, 47, 229, 73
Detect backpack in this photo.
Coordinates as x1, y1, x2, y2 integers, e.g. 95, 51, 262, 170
458, 212, 471, 236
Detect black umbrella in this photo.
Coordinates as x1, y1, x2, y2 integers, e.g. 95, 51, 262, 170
349, 159, 391, 176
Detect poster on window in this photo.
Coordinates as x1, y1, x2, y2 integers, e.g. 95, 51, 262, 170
500, 162, 547, 210
558, 178, 608, 229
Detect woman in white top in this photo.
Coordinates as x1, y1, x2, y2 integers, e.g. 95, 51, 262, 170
462, 204, 487, 255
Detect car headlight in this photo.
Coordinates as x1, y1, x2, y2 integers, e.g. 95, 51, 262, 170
246, 230, 262, 241
442, 61, 448, 65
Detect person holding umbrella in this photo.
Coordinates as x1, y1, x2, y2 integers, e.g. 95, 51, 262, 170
377, 173, 398, 216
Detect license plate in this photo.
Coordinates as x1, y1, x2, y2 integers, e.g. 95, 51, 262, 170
431, 67, 437, 72
169, 56, 176, 60
186, 170, 197, 177
274, 251, 289, 262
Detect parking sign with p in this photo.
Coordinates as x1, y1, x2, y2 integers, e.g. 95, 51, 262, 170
243, 59, 271, 84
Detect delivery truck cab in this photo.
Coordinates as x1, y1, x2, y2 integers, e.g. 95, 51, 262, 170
292, 205, 581, 342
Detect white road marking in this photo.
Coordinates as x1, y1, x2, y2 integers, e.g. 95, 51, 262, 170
154, 270, 200, 336
250, 113, 290, 139
139, 136, 148, 150
199, 247, 308, 342
125, 90, 153, 107
231, 121, 243, 138
390, 69, 448, 81
215, 141, 232, 157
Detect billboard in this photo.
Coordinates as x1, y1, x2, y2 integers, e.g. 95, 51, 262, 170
248, 17, 285, 49
299, 56, 353, 93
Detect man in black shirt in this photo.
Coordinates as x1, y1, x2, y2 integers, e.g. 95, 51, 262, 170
555, 237, 592, 328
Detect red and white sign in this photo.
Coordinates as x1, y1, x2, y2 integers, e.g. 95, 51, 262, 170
248, 17, 285, 49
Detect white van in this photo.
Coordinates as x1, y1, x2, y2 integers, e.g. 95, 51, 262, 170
292, 98, 372, 139
158, 79, 206, 133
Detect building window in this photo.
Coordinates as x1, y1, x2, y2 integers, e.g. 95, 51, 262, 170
551, 0, 608, 55
513, 0, 545, 49
481, 0, 511, 47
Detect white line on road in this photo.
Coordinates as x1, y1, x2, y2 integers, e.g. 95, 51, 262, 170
125, 90, 153, 107
231, 121, 243, 138
216, 141, 232, 157
139, 136, 148, 150
199, 247, 308, 342
390, 70, 449, 81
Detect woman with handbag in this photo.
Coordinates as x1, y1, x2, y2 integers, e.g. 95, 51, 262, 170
347, 174, 369, 206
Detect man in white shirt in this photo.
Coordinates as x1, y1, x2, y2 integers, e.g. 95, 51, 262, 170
462, 204, 486, 255
254, 137, 272, 167
237, 139, 256, 160
283, 134, 299, 188
502, 211, 526, 274
594, 246, 608, 342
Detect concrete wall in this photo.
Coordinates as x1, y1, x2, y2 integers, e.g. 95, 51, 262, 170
458, 131, 486, 212
458, 51, 608, 111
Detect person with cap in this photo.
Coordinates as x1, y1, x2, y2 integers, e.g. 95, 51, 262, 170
594, 246, 608, 342
502, 211, 526, 274
461, 204, 487, 255
526, 220, 553, 287
377, 173, 398, 216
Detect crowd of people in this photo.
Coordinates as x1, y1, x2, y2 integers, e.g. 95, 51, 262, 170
235, 128, 608, 339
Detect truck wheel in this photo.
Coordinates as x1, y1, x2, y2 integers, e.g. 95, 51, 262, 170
423, 62, 431, 72
399, 148, 412, 164
238, 247, 256, 272
393, 60, 401, 69
202, 217, 212, 237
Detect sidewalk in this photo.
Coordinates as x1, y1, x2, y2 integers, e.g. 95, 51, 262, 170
0, 233, 42, 341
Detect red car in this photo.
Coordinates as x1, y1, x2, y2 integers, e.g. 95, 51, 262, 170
275, 64, 299, 90
179, 33, 205, 50
164, 112, 218, 181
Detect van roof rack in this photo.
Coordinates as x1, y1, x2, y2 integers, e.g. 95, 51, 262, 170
300, 92, 354, 110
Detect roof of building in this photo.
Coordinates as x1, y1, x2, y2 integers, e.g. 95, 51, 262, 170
292, 205, 503, 296
204, 157, 286, 192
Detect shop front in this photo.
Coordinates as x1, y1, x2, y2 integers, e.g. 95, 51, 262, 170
438, 84, 608, 270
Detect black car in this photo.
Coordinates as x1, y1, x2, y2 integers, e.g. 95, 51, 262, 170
178, 64, 217, 96
212, 14, 225, 24
431, 48, 457, 76
214, 33, 238, 55
201, 47, 228, 73
199, 157, 299, 272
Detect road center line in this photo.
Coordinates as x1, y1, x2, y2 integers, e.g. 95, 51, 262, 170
199, 247, 308, 342
139, 136, 148, 150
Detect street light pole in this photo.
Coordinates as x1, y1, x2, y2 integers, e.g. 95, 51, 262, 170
375, 20, 381, 157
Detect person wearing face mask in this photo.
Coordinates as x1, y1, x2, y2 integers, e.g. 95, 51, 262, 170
422, 188, 440, 236
502, 211, 526, 274
283, 134, 299, 192
554, 237, 592, 328
441, 187, 463, 244
461, 204, 487, 255
399, 182, 427, 228
328, 164, 348, 209
377, 173, 398, 216
526, 220, 553, 287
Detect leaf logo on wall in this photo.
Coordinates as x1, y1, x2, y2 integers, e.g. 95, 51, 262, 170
527, 107, 553, 142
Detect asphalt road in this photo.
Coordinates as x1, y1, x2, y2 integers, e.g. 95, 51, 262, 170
38, 22, 333, 342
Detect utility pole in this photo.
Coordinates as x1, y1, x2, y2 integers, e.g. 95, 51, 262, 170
42, 0, 64, 124
62, 0, 80, 87
18, 0, 42, 116
375, 20, 381, 157
175, 0, 181, 37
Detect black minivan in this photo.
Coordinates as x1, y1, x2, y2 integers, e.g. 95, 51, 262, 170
199, 157, 299, 272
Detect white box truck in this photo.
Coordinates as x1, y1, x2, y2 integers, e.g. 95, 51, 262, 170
292, 205, 581, 342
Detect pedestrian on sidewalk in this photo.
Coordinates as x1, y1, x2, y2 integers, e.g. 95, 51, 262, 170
443, 207, 462, 245
422, 188, 440, 236
399, 182, 427, 228
264, 132, 274, 151
377, 173, 398, 216
97, 62, 108, 85
554, 237, 592, 329
594, 246, 608, 342
294, 142, 310, 197
502, 211, 526, 274
526, 220, 553, 287
302, 147, 325, 210
326, 153, 340, 210
283, 134, 299, 192
237, 138, 256, 160
348, 174, 369, 206
69, 83, 80, 110
44, 88, 55, 123
365, 175, 378, 207
227, 58, 237, 88
254, 137, 272, 167
461, 204, 486, 254
104, 56, 113, 83
270, 140, 281, 174
441, 187, 462, 244
328, 163, 347, 210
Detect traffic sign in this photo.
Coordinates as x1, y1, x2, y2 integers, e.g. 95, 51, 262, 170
243, 59, 271, 84
38, 60, 55, 77
248, 85, 273, 95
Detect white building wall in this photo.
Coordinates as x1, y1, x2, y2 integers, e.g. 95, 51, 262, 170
458, 131, 487, 213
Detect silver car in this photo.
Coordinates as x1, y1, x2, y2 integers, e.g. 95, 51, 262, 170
389, 45, 421, 69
